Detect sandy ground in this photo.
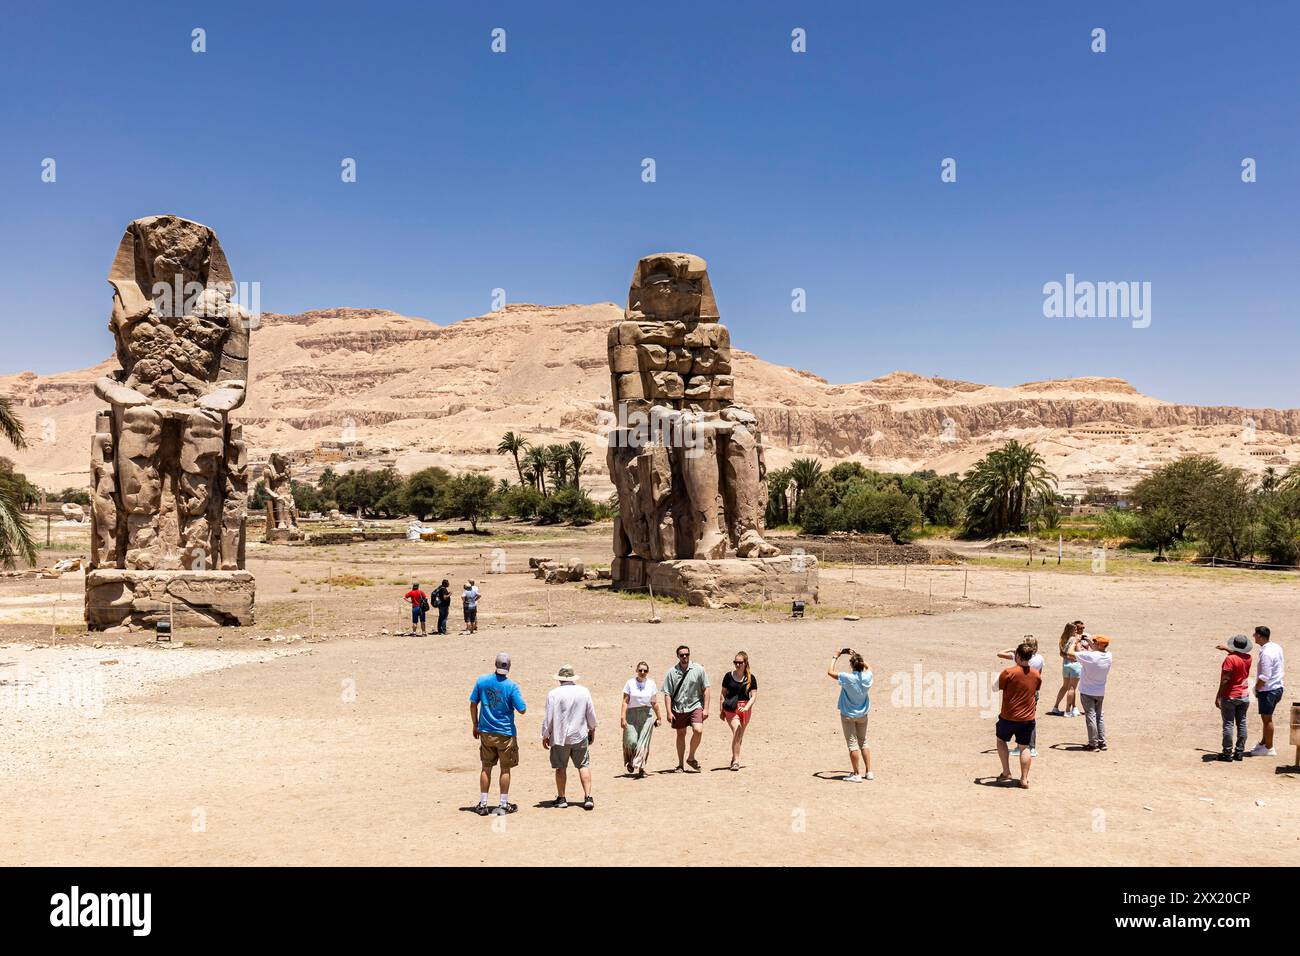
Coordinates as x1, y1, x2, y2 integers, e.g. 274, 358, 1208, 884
0, 522, 1296, 866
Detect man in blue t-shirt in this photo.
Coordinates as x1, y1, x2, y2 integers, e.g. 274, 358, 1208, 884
469, 651, 527, 816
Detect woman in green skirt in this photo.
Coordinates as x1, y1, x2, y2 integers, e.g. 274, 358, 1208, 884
620, 661, 663, 777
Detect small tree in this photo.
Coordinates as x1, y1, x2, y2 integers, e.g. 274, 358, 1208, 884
404, 467, 453, 521
445, 474, 497, 532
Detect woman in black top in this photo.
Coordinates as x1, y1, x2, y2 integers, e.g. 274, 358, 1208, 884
720, 650, 757, 771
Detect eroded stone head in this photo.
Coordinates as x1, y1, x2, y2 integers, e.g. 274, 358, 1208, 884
627, 252, 718, 323
106, 215, 243, 403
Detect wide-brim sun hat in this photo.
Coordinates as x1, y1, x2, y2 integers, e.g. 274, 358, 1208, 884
553, 665, 581, 682
1227, 634, 1252, 655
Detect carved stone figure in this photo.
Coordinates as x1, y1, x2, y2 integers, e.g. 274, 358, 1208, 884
85, 215, 254, 628
606, 254, 805, 604
262, 451, 302, 542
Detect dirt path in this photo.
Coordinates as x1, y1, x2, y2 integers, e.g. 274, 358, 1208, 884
1, 525, 1296, 866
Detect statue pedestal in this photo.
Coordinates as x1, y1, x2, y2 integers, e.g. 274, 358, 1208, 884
85, 569, 256, 629
265, 528, 304, 544
613, 554, 819, 609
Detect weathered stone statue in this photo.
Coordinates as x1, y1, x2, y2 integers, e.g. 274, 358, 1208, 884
263, 452, 302, 542
85, 215, 254, 628
606, 253, 816, 607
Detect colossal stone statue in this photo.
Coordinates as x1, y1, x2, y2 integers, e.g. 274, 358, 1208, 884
263, 451, 302, 542
85, 215, 255, 628
606, 253, 816, 606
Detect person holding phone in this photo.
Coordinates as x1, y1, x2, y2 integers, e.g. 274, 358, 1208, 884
828, 647, 873, 782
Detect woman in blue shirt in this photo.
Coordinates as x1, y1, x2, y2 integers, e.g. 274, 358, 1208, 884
827, 648, 874, 782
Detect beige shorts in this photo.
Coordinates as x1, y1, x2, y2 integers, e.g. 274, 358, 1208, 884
840, 714, 869, 750
479, 732, 519, 770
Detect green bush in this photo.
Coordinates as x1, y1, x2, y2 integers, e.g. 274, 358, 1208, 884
829, 485, 922, 542
538, 486, 598, 525
497, 484, 545, 519
55, 487, 91, 506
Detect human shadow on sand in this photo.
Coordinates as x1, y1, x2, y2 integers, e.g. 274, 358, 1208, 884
973, 775, 1025, 788
812, 770, 858, 782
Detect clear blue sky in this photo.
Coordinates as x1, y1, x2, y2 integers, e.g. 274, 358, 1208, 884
2, 1, 1296, 407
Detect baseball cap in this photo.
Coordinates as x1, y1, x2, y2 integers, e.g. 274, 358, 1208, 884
494, 651, 511, 675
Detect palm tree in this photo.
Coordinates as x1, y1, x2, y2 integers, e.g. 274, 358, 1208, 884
545, 444, 570, 490
960, 440, 1057, 538
496, 432, 530, 486
0, 396, 37, 569
565, 441, 590, 491
788, 458, 823, 521
524, 446, 549, 496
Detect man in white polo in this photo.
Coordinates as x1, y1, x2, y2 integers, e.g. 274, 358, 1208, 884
1251, 626, 1285, 757
541, 664, 597, 810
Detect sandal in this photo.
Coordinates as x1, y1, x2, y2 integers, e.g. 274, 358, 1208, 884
686, 758, 701, 771
729, 761, 740, 771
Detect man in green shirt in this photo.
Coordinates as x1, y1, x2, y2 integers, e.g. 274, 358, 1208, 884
662, 645, 711, 771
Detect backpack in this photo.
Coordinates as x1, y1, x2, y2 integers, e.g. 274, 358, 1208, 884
418, 593, 429, 612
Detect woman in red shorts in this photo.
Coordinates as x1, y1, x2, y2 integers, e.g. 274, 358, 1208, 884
720, 650, 757, 771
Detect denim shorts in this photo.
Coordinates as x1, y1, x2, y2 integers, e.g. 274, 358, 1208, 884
1257, 687, 1284, 716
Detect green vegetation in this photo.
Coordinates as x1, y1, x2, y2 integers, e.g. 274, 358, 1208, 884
768, 461, 963, 542
0, 396, 38, 568
960, 440, 1057, 537
271, 431, 614, 529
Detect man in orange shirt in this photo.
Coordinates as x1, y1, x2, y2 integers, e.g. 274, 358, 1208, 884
996, 642, 1043, 789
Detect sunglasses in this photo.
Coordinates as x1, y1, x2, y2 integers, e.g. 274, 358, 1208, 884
677, 653, 690, 659
733, 660, 745, 666
636, 667, 648, 673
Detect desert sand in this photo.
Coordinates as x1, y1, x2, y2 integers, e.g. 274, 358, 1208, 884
1, 524, 1295, 867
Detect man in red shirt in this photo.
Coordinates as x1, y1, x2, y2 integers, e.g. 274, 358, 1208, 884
1215, 634, 1252, 761
404, 582, 428, 636
995, 642, 1042, 789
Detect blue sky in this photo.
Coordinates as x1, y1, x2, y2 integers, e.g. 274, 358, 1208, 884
1, 1, 1296, 407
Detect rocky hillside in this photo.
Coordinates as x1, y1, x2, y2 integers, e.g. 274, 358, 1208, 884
4, 304, 1298, 497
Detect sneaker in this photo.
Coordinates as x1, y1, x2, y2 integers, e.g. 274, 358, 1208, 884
1029, 748, 1038, 758
1232, 752, 1244, 762
1217, 752, 1232, 762
495, 802, 518, 815
582, 796, 594, 811
844, 773, 863, 783
1047, 708, 1065, 717
1249, 744, 1277, 757
553, 796, 568, 809
1008, 747, 1020, 756
1068, 708, 1081, 718
475, 802, 490, 816
864, 771, 875, 781
1098, 741, 1108, 751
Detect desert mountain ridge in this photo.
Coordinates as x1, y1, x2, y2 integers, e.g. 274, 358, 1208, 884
4, 304, 1299, 498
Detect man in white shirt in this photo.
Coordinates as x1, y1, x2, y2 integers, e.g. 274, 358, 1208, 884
541, 664, 598, 810
1252, 626, 1285, 757
1065, 635, 1113, 750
